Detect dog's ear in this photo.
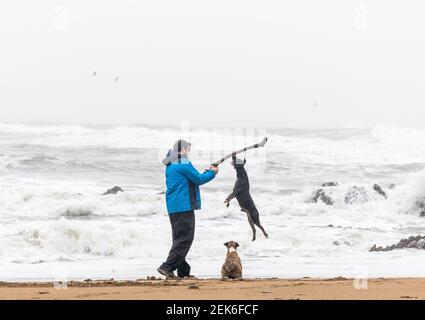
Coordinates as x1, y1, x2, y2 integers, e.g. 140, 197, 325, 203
224, 242, 229, 247
235, 242, 240, 248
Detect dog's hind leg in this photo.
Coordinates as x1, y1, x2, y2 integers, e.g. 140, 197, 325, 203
252, 215, 269, 239
224, 192, 235, 207
241, 208, 256, 241
257, 224, 269, 239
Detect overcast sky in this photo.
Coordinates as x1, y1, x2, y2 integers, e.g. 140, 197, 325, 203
0, 1, 424, 128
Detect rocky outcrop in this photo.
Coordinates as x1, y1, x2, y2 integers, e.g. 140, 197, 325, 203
370, 235, 425, 252
309, 183, 388, 206
102, 186, 124, 195
373, 184, 387, 199
310, 189, 334, 205
417, 200, 425, 217
344, 186, 369, 204
409, 199, 425, 217
321, 182, 339, 187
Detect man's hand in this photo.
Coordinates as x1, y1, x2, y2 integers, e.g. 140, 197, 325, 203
209, 166, 219, 175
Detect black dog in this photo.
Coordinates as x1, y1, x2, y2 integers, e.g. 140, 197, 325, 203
224, 155, 268, 241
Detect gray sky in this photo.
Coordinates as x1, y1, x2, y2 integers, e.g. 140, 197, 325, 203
0, 0, 424, 128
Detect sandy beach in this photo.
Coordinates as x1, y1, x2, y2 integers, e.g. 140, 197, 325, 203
0, 277, 424, 300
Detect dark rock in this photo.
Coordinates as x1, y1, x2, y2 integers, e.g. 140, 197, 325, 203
414, 200, 425, 217
188, 285, 199, 289
345, 186, 369, 204
321, 182, 339, 187
370, 235, 425, 252
407, 241, 418, 248
102, 186, 124, 195
373, 184, 387, 199
310, 189, 334, 205
406, 199, 425, 217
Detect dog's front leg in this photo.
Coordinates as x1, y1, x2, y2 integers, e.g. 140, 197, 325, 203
224, 192, 235, 207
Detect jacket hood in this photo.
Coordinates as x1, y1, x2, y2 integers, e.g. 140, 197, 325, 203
162, 149, 189, 165
162, 149, 178, 165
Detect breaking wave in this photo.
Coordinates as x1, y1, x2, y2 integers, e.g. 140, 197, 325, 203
1, 123, 425, 278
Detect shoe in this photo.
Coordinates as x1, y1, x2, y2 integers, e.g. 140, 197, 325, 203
177, 260, 191, 278
157, 267, 176, 279
178, 274, 196, 279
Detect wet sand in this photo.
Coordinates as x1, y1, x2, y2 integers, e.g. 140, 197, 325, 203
0, 277, 425, 300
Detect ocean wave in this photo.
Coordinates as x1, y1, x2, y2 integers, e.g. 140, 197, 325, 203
370, 125, 425, 145
0, 219, 152, 263
393, 169, 425, 217
0, 214, 376, 265
0, 186, 164, 220
2, 123, 425, 169
2, 123, 425, 276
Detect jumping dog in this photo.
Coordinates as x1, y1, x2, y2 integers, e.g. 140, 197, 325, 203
224, 155, 269, 241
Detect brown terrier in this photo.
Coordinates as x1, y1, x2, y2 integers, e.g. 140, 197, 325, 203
221, 241, 243, 279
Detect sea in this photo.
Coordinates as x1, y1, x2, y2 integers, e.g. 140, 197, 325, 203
1, 122, 425, 282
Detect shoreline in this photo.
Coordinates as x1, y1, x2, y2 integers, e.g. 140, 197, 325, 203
1, 277, 424, 300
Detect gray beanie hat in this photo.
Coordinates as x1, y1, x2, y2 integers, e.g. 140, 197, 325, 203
173, 139, 191, 152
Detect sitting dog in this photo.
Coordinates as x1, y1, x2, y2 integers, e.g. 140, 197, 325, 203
221, 241, 242, 279
224, 155, 269, 241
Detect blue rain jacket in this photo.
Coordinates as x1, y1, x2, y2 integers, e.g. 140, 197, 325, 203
162, 150, 216, 215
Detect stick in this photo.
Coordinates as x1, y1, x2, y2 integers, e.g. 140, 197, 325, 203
211, 137, 268, 167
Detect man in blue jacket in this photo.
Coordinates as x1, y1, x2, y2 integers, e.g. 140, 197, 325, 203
158, 139, 218, 278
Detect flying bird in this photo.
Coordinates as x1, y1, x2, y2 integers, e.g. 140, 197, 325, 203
93, 71, 96, 77
114, 76, 119, 82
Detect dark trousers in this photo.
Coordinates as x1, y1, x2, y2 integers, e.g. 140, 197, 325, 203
161, 211, 195, 277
